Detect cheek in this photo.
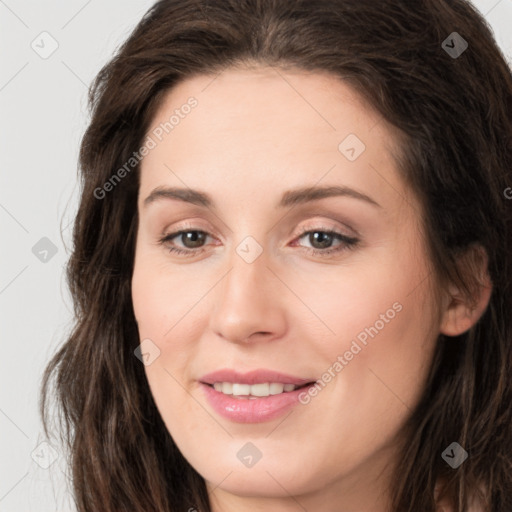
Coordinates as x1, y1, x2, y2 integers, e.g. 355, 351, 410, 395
319, 279, 436, 445
131, 256, 183, 384
131, 252, 203, 345
300, 248, 438, 428
131, 252, 211, 395
285, 287, 436, 489
131, 261, 207, 441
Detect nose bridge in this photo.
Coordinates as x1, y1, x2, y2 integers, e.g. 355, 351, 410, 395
209, 234, 284, 342
220, 223, 271, 291
222, 237, 271, 307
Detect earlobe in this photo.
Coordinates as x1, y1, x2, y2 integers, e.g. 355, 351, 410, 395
439, 246, 493, 337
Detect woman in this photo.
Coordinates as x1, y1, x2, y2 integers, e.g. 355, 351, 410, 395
40, 0, 512, 511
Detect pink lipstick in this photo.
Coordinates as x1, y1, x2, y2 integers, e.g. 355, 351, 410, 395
199, 369, 316, 423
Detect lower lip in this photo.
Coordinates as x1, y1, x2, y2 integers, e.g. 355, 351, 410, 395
199, 382, 314, 423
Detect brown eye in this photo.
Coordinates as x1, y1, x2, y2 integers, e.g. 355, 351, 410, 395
175, 230, 208, 248
307, 231, 336, 249
294, 228, 359, 257
159, 230, 212, 256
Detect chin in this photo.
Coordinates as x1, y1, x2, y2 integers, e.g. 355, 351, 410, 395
197, 453, 323, 499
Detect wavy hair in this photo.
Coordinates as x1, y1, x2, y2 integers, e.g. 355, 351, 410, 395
40, 0, 512, 510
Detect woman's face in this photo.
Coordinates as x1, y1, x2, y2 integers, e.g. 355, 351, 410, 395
131, 66, 442, 510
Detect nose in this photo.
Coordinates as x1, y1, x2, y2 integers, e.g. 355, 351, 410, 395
209, 246, 287, 345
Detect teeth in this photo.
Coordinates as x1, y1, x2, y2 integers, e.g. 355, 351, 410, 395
269, 383, 284, 395
250, 383, 270, 397
233, 383, 251, 395
211, 382, 300, 397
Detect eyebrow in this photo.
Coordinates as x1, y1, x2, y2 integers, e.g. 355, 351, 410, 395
143, 185, 381, 209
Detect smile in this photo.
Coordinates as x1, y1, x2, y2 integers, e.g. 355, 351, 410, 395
209, 381, 310, 398
199, 369, 317, 422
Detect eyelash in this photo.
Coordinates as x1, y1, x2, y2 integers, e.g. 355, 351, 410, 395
157, 225, 359, 258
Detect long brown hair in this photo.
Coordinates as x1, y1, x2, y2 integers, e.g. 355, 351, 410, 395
40, 1, 512, 510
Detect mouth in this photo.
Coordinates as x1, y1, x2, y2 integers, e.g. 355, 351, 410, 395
202, 381, 315, 399
198, 369, 318, 422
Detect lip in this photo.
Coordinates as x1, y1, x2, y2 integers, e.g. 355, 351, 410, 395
199, 368, 314, 386
199, 368, 317, 423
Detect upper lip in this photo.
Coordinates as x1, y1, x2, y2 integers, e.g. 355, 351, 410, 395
200, 368, 316, 386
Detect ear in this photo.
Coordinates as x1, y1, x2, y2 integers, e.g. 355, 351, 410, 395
439, 245, 493, 337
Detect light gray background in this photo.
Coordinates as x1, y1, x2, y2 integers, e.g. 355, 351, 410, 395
1, 1, 511, 510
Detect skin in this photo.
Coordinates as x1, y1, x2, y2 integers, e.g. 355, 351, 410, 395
131, 65, 491, 512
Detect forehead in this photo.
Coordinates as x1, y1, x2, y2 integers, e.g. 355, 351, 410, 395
139, 65, 410, 214
146, 65, 387, 152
